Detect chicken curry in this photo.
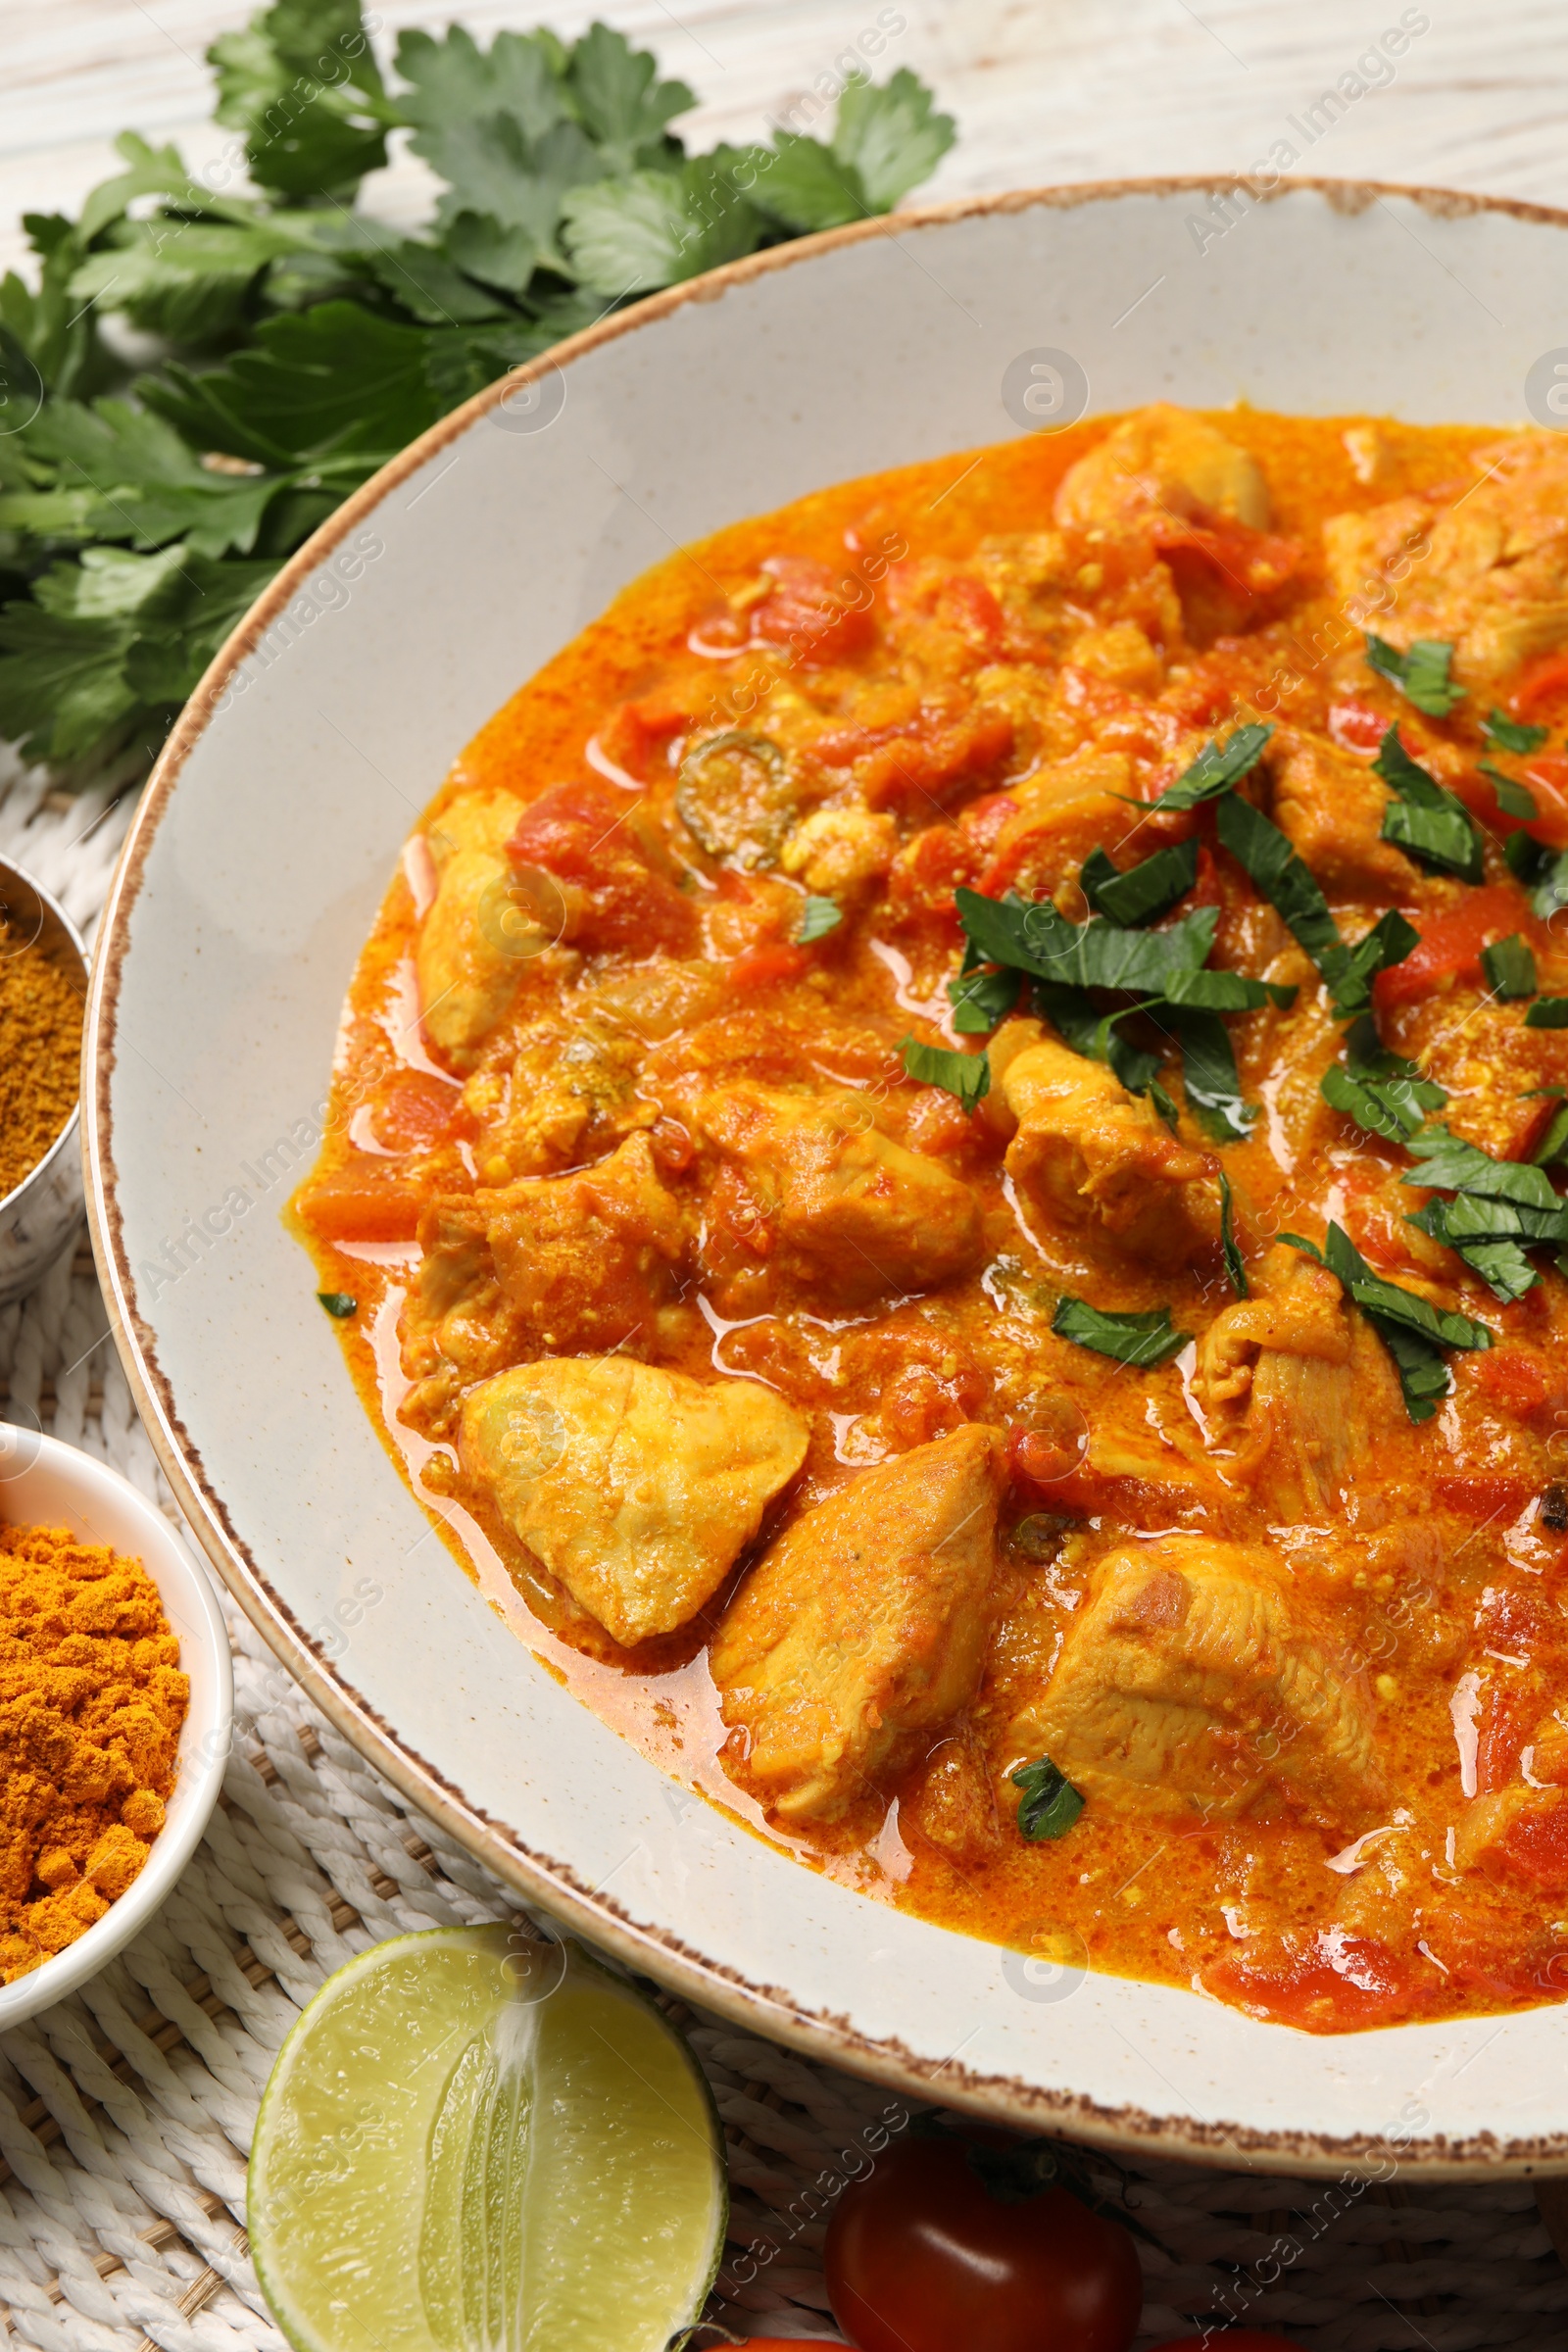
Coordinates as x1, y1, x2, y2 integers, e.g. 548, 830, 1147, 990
296, 404, 1568, 2034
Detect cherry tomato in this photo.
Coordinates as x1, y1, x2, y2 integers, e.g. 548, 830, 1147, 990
823, 2136, 1143, 2352
1148, 2337, 1307, 2352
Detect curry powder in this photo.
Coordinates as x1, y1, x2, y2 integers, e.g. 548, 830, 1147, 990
0, 1522, 188, 1981
0, 921, 83, 1202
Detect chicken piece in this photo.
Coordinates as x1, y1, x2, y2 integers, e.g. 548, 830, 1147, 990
461, 1357, 809, 1646
695, 1082, 983, 1304
1019, 1535, 1382, 1832
1191, 1246, 1385, 1517
1055, 405, 1272, 533
401, 1132, 687, 1398
1263, 725, 1419, 902
711, 1425, 1005, 1821
415, 791, 537, 1062
999, 1036, 1220, 1271
780, 805, 900, 900
1322, 435, 1568, 685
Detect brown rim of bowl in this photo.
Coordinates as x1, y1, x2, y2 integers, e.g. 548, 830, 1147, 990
82, 175, 1568, 2180
1, 853, 87, 1220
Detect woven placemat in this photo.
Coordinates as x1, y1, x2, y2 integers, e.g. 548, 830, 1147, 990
0, 754, 1565, 2352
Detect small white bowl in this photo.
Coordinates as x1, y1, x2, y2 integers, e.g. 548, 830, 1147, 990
0, 1431, 232, 2026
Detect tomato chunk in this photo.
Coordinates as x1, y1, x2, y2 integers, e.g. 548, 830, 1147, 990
1202, 1928, 1418, 2032
728, 943, 811, 989
750, 555, 875, 662
368, 1071, 462, 1154
1372, 883, 1538, 1010
294, 1167, 424, 1243
1509, 651, 1568, 716
506, 779, 695, 955
1468, 1346, 1552, 1421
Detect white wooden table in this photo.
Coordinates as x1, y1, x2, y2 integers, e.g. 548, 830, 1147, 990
1, 0, 1565, 284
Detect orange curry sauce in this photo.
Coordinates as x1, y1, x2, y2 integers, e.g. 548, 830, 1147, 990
295, 408, 1568, 2034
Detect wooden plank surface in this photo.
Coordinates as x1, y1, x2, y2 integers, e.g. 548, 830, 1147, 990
0, 0, 1565, 282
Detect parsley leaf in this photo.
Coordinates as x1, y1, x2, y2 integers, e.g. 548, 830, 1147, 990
901, 1035, 990, 1111
1504, 831, 1568, 921
1398, 1126, 1567, 1301
1080, 837, 1198, 926
1219, 1169, 1248, 1298
0, 2, 959, 786
1320, 1017, 1446, 1141
1364, 633, 1465, 717
1478, 757, 1539, 819
561, 157, 760, 295
1486, 710, 1550, 754
1526, 998, 1568, 1030
956, 888, 1219, 996
317, 1291, 358, 1318
1010, 1756, 1085, 1841
948, 962, 1020, 1035
1374, 728, 1484, 883
1143, 722, 1273, 813
1051, 1296, 1192, 1367
211, 0, 390, 204
1157, 1004, 1253, 1142
1281, 1221, 1492, 1420
798, 895, 843, 943
1402, 1125, 1565, 1210
1480, 934, 1539, 1000
833, 69, 957, 209
1214, 794, 1417, 1014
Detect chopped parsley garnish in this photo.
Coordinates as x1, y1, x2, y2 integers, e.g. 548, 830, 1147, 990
952, 886, 1287, 1133
1281, 1221, 1492, 1421
948, 960, 1021, 1036
1158, 1006, 1252, 1143
1219, 1169, 1248, 1298
1214, 796, 1417, 1015
1531, 1092, 1568, 1168
1505, 832, 1568, 920
900, 1035, 990, 1111
1526, 999, 1568, 1030
1319, 1017, 1446, 1141
1010, 1756, 1086, 1841
1485, 710, 1549, 755
798, 895, 843, 943
1480, 933, 1539, 1001
318, 1292, 358, 1318
1080, 837, 1199, 927
1051, 1296, 1192, 1368
1373, 728, 1484, 883
1142, 722, 1274, 813
1364, 633, 1465, 717
1399, 1126, 1568, 1302
1478, 758, 1539, 819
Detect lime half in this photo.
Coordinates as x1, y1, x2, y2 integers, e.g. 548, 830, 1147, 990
249, 1926, 726, 2352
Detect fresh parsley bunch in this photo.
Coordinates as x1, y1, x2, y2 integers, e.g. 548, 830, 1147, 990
0, 0, 955, 783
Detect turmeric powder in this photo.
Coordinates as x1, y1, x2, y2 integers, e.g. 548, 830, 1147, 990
0, 1522, 188, 1981
0, 921, 83, 1202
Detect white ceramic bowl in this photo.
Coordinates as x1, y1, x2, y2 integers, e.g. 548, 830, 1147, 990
84, 178, 1568, 2173
0, 1432, 232, 2026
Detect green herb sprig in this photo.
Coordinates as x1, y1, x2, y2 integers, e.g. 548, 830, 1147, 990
1281, 1221, 1492, 1420
1010, 1756, 1086, 1840
0, 3, 956, 781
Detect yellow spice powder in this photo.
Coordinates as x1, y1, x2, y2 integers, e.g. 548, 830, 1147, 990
0, 921, 84, 1201
0, 1522, 189, 1982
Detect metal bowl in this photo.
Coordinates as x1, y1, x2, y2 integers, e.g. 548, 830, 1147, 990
0, 856, 87, 1307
